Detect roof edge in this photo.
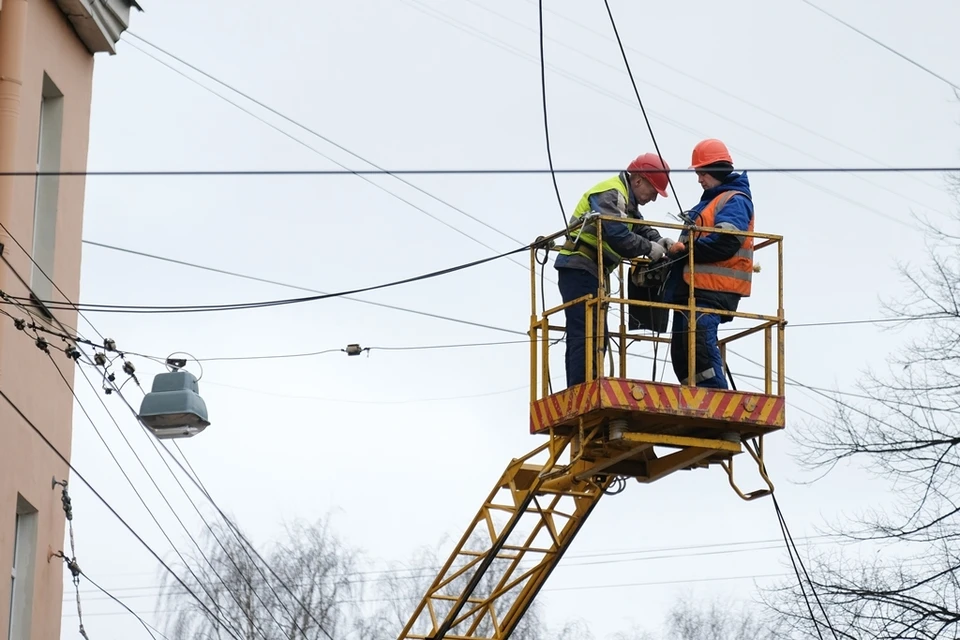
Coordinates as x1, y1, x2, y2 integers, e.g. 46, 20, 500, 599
54, 0, 140, 55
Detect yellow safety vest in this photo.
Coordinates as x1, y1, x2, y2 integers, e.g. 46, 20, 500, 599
558, 174, 637, 275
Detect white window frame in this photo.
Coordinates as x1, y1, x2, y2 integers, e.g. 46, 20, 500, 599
7, 496, 37, 640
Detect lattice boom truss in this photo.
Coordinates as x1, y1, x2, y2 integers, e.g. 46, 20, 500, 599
398, 438, 608, 640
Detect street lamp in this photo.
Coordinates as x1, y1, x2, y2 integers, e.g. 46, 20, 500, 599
138, 358, 210, 439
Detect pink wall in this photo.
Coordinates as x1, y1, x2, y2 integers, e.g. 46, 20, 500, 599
0, 0, 95, 637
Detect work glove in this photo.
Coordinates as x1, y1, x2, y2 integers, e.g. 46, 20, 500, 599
647, 241, 666, 261
657, 237, 676, 251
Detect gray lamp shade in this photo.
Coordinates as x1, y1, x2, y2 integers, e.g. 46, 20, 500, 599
138, 370, 210, 439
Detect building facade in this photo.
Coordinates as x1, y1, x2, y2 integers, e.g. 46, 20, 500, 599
0, 1, 139, 637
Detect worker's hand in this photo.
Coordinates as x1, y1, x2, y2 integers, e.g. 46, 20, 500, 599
668, 241, 686, 254
657, 237, 676, 251
647, 242, 666, 261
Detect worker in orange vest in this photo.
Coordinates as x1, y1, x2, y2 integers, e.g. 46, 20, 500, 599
662, 139, 754, 389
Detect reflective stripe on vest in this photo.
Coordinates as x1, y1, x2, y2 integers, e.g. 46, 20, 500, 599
558, 174, 635, 274
679, 190, 754, 296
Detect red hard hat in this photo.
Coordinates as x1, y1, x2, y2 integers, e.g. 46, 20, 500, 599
690, 139, 733, 169
627, 153, 670, 197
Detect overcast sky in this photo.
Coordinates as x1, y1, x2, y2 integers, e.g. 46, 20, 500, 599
52, 0, 960, 637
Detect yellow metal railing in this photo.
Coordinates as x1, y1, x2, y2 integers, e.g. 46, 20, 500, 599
529, 216, 785, 403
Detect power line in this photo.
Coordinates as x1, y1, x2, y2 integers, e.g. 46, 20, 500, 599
537, 0, 571, 231
772, 494, 841, 640
121, 33, 543, 283
0, 221, 104, 343
14, 241, 532, 314
109, 387, 340, 640
79, 569, 169, 639
1, 214, 327, 638
0, 386, 241, 638
3, 166, 959, 177
0, 262, 942, 408
393, 0, 940, 231
465, 0, 951, 217
76, 238, 952, 364
601, 0, 684, 214
44, 353, 251, 640
799, 0, 960, 92
195, 340, 533, 362
0, 250, 250, 638
96, 372, 318, 638
82, 239, 523, 336
73, 534, 838, 603
520, 0, 944, 194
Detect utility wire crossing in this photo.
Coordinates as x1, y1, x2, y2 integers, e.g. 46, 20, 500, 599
1, 166, 958, 177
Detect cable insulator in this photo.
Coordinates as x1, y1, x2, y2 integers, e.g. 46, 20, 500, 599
13, 318, 25, 331
35, 337, 49, 353
345, 344, 364, 356
94, 352, 107, 367
104, 338, 116, 351
122, 360, 136, 375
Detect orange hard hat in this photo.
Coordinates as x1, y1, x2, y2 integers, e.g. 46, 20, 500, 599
690, 139, 733, 169
627, 153, 670, 197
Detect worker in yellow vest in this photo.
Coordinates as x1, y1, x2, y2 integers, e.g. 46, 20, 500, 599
663, 139, 754, 389
555, 153, 674, 388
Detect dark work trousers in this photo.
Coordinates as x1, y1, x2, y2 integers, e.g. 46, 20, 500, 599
670, 309, 727, 389
558, 267, 609, 388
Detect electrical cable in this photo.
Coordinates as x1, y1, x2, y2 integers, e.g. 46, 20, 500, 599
43, 353, 250, 640
13, 241, 531, 314
102, 381, 339, 640
469, 0, 953, 220
82, 237, 953, 335
799, 0, 960, 92
86, 365, 302, 639
79, 569, 168, 639
0, 287, 942, 407
536, 0, 569, 232
0, 220, 105, 342
73, 531, 835, 598
388, 0, 939, 231
121, 34, 547, 284
0, 222, 323, 639
600, 0, 684, 216
74, 358, 286, 640
772, 494, 842, 640
773, 499, 825, 640
0, 386, 242, 639
0, 263, 253, 640
3, 166, 957, 177
52, 480, 90, 640
509, 0, 947, 195
82, 239, 526, 336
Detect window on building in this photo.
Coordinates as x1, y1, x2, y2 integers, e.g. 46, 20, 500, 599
7, 496, 37, 640
30, 73, 64, 304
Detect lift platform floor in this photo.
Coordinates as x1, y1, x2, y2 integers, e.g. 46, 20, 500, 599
530, 378, 785, 441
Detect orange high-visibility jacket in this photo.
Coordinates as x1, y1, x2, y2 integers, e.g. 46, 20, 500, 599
680, 190, 754, 297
